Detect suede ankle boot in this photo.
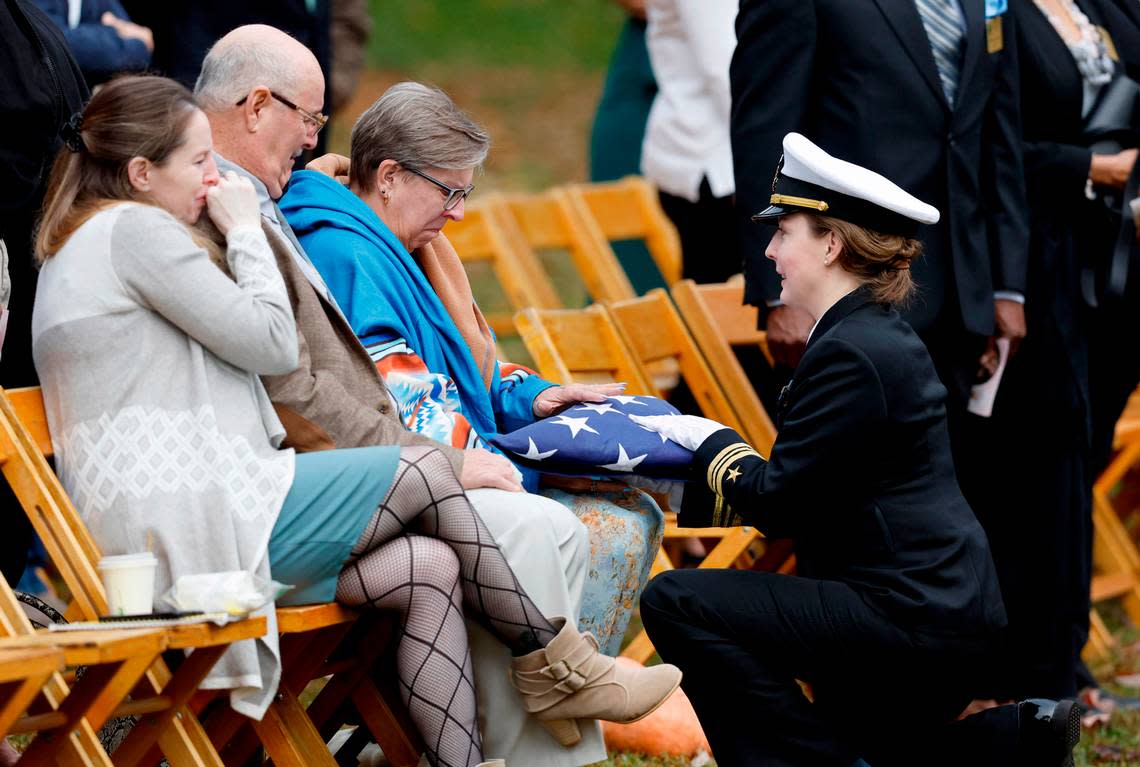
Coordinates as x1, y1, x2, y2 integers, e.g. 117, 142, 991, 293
509, 618, 682, 746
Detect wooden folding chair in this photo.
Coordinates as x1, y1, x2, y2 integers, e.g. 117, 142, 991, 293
0, 387, 273, 766
1082, 406, 1140, 662
500, 189, 637, 305
562, 176, 682, 287
0, 387, 420, 767
1, 572, 168, 765
446, 197, 562, 337
1071, 384, 1140, 661
0, 644, 64, 739
670, 279, 778, 456
608, 288, 756, 446
201, 608, 421, 767
513, 305, 766, 662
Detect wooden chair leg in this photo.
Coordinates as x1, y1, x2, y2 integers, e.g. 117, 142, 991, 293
0, 672, 53, 735
649, 545, 674, 578
113, 645, 228, 767
699, 528, 760, 569
249, 684, 338, 767
29, 673, 115, 767
304, 622, 394, 735
20, 652, 156, 765
620, 627, 658, 665
213, 624, 354, 767
1083, 608, 1116, 662
304, 637, 421, 767
348, 679, 420, 767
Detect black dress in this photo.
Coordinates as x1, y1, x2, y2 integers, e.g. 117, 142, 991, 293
958, 0, 1112, 702
642, 286, 1008, 767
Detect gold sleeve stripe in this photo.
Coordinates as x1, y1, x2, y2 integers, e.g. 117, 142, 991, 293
706, 442, 761, 495
710, 495, 744, 528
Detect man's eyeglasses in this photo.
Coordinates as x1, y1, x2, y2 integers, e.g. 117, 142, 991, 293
404, 166, 474, 211
236, 91, 328, 134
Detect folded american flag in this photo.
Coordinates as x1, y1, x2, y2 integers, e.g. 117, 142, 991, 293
490, 395, 694, 479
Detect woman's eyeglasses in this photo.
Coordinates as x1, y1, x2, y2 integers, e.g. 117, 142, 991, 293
404, 167, 475, 211
235, 91, 328, 134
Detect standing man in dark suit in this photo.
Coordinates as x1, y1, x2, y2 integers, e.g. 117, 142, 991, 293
732, 0, 1029, 434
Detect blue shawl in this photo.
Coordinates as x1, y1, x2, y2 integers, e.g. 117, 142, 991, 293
279, 170, 507, 439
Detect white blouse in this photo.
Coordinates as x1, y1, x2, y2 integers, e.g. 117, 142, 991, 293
640, 0, 738, 203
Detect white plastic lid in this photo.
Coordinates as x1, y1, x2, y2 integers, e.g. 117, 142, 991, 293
98, 553, 158, 569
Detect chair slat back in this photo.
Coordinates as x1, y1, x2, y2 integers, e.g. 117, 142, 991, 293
671, 280, 777, 455
501, 190, 637, 304
563, 176, 682, 286
513, 306, 654, 392
607, 289, 745, 433
447, 198, 562, 335
0, 387, 108, 618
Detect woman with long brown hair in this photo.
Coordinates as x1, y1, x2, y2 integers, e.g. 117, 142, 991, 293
31, 75, 679, 767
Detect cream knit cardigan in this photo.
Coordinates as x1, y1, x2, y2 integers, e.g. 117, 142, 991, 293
33, 202, 299, 718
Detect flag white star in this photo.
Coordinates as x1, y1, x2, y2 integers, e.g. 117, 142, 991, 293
550, 414, 599, 439
599, 443, 647, 472
576, 402, 615, 416
521, 437, 558, 461
609, 395, 648, 406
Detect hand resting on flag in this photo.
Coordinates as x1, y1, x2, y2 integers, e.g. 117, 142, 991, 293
532, 382, 628, 417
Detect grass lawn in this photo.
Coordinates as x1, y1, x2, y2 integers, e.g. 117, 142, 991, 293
327, 1, 626, 194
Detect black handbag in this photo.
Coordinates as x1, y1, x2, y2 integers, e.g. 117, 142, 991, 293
1083, 72, 1140, 152
1080, 73, 1140, 308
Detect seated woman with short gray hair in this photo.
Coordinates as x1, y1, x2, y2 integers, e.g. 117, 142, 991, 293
278, 79, 669, 751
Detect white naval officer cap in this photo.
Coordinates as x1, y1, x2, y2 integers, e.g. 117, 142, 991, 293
752, 133, 940, 238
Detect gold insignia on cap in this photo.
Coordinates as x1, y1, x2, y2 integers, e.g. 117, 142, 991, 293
770, 193, 830, 211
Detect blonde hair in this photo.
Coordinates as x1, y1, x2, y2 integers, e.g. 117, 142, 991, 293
807, 214, 921, 307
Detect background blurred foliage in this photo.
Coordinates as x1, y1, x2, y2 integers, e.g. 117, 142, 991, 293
365, 0, 625, 73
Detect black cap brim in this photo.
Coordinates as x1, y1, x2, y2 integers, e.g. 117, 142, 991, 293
751, 204, 791, 223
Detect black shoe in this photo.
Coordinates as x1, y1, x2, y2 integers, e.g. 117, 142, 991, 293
1017, 698, 1080, 767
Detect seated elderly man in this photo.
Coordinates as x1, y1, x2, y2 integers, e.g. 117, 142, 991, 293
193, 25, 606, 766
277, 82, 665, 660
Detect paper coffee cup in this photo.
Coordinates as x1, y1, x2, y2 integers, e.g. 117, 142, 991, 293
98, 553, 158, 616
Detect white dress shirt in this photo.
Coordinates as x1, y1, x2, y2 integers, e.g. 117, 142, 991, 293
640, 0, 738, 203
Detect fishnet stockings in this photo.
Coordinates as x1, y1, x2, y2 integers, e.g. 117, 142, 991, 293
335, 446, 558, 767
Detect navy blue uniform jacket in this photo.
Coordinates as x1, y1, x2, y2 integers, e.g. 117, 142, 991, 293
682, 287, 1007, 639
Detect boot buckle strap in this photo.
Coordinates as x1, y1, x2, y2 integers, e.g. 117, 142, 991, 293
545, 660, 587, 692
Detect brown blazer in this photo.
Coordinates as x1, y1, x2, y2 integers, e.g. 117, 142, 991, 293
258, 224, 466, 475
